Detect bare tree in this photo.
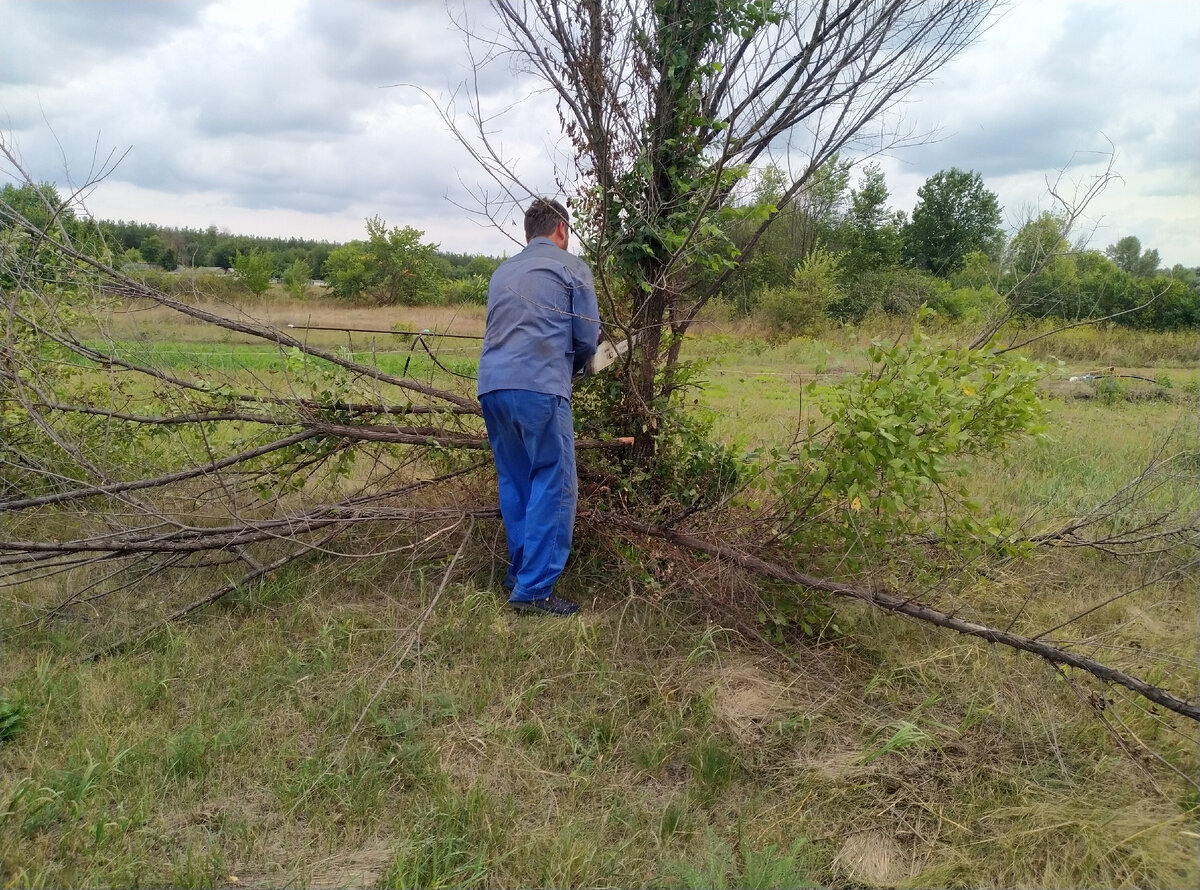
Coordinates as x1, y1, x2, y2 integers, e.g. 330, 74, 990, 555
451, 0, 1001, 459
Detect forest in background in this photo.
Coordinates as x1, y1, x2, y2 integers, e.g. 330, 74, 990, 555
3, 157, 1197, 332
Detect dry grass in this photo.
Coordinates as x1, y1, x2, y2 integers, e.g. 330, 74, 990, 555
97, 296, 487, 346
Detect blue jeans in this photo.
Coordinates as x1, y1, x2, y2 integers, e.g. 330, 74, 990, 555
480, 389, 577, 602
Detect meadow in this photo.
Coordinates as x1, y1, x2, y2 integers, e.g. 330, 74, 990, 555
2, 297, 1197, 888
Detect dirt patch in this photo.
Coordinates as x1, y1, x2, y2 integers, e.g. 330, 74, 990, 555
833, 829, 914, 887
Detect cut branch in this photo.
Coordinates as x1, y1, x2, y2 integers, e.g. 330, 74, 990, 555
603, 513, 1200, 722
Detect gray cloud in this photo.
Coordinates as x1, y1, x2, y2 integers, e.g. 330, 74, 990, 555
0, 0, 212, 86
2, 0, 1196, 264
307, 0, 470, 90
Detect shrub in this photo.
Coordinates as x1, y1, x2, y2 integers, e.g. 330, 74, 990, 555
831, 266, 963, 323
756, 247, 842, 343
0, 698, 27, 742
126, 268, 248, 301
767, 313, 1045, 561
232, 249, 275, 295
281, 258, 312, 299
441, 274, 489, 305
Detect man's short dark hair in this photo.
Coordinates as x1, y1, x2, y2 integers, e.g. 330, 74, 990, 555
524, 198, 569, 242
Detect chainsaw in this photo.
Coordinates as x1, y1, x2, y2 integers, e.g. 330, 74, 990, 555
587, 332, 638, 375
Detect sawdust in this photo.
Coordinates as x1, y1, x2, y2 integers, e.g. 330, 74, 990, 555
833, 830, 914, 887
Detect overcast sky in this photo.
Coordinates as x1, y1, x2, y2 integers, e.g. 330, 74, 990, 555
2, 0, 1197, 266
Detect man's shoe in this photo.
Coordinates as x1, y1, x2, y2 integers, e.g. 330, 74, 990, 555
510, 594, 580, 616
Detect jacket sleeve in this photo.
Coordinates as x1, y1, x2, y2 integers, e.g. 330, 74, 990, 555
569, 261, 601, 377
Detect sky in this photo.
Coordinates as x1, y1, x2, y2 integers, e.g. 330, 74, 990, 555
2, 0, 1197, 266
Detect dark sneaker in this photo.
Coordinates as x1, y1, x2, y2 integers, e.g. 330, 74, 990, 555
510, 594, 580, 616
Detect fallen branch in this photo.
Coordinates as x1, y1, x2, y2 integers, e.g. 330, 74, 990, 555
81, 525, 352, 662
604, 513, 1200, 722
1, 429, 321, 512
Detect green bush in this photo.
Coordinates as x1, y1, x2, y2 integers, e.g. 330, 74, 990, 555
232, 249, 274, 295
0, 698, 27, 743
926, 284, 1001, 321
756, 248, 842, 343
441, 274, 489, 305
126, 269, 248, 301
767, 313, 1045, 560
281, 259, 312, 299
325, 218, 443, 305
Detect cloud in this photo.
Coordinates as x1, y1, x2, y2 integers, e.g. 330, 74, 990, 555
877, 0, 1200, 264
306, 0, 472, 91
3, 0, 1196, 265
0, 0, 213, 86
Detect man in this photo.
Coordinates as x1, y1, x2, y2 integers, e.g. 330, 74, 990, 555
478, 198, 600, 615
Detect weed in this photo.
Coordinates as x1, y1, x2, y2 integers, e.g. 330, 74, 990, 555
860, 720, 932, 764
633, 737, 676, 774
0, 698, 28, 743
166, 725, 209, 780
381, 786, 498, 889
658, 798, 690, 844
688, 739, 739, 802
1093, 374, 1126, 405
515, 719, 544, 747
664, 830, 736, 889
740, 840, 822, 889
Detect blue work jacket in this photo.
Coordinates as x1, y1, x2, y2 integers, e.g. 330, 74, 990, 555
477, 237, 600, 400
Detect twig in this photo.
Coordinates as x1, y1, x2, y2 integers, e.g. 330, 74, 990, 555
81, 526, 350, 662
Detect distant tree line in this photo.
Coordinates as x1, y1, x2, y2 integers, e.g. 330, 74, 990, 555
721, 159, 1199, 334
3, 178, 1195, 329
99, 218, 340, 279
0, 182, 502, 304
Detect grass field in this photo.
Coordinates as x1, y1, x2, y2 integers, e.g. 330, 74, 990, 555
3, 299, 1197, 888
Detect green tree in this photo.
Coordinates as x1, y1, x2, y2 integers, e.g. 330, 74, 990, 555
1105, 235, 1160, 278
903, 167, 1004, 276
464, 255, 501, 278
0, 182, 111, 287
324, 242, 374, 300
725, 163, 802, 307
0, 182, 73, 232
1137, 274, 1199, 330
842, 162, 903, 276
364, 217, 441, 305
1007, 212, 1069, 276
1005, 212, 1080, 317
1074, 251, 1137, 319
726, 156, 853, 313
139, 233, 178, 271
324, 219, 442, 304
281, 258, 312, 299
232, 249, 275, 295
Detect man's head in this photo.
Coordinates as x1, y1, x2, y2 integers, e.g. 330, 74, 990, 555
524, 198, 569, 249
